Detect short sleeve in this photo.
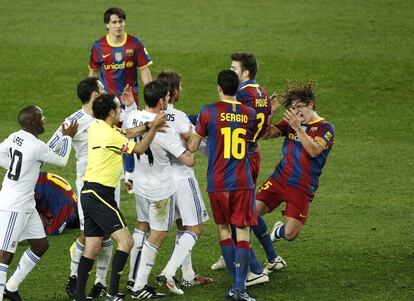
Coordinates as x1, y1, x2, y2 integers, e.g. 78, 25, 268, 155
89, 43, 100, 70
314, 123, 335, 150
134, 37, 152, 69
195, 105, 209, 138
159, 128, 186, 158
275, 120, 289, 136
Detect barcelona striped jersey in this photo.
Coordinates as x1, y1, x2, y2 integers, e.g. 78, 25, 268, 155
236, 79, 272, 150
35, 172, 78, 235
89, 33, 152, 107
271, 118, 335, 195
195, 99, 256, 192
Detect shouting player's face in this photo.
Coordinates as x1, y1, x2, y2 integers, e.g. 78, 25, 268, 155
290, 100, 314, 123
106, 14, 125, 38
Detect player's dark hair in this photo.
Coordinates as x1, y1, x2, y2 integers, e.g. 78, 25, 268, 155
231, 52, 257, 79
157, 71, 181, 101
92, 93, 117, 120
282, 81, 317, 109
217, 70, 239, 96
104, 7, 126, 24
143, 80, 170, 108
77, 77, 100, 104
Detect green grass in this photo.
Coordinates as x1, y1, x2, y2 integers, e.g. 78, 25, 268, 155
0, 0, 413, 300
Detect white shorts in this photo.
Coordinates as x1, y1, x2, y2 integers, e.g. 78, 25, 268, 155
173, 177, 209, 226
0, 210, 46, 253
77, 178, 121, 231
135, 194, 175, 232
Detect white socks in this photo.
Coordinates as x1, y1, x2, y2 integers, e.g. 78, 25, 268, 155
129, 229, 147, 282
70, 239, 84, 276
133, 241, 158, 291
6, 249, 40, 292
95, 238, 113, 285
0, 263, 8, 299
164, 231, 197, 280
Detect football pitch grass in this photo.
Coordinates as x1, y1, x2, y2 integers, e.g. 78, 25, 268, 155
0, 0, 413, 300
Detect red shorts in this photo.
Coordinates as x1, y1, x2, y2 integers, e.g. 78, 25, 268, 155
208, 189, 258, 227
249, 150, 260, 186
256, 178, 313, 224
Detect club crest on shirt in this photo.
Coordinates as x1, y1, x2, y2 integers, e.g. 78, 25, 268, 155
126, 49, 134, 57
324, 131, 332, 140
115, 52, 123, 62
11, 241, 16, 248
121, 144, 129, 153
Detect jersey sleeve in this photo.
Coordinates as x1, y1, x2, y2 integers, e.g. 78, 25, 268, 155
134, 37, 152, 69
0, 140, 10, 169
107, 129, 136, 155
159, 128, 187, 158
89, 43, 100, 70
314, 122, 335, 150
195, 105, 209, 138
38, 137, 73, 167
275, 120, 289, 136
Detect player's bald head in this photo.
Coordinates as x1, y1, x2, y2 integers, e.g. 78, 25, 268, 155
18, 105, 41, 127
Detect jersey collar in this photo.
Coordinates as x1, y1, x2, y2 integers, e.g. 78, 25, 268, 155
306, 117, 325, 125
239, 79, 258, 90
106, 33, 127, 47
221, 99, 241, 105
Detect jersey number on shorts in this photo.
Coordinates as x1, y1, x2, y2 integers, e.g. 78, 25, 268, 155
8, 148, 23, 181
220, 127, 246, 159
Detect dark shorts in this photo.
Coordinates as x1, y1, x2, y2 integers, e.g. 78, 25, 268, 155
208, 189, 258, 227
81, 182, 127, 237
256, 178, 313, 224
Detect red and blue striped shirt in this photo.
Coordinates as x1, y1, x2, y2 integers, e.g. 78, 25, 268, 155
195, 100, 256, 192
237, 79, 271, 149
89, 33, 152, 108
271, 118, 335, 195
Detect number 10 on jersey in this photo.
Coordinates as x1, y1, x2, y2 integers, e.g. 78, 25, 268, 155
220, 127, 247, 159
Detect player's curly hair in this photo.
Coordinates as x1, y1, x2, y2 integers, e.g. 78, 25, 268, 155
157, 70, 181, 101
282, 80, 317, 109
92, 93, 117, 120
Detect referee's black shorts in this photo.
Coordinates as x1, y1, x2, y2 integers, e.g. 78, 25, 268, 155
81, 182, 127, 237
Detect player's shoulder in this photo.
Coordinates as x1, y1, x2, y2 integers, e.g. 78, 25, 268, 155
318, 118, 335, 130
66, 109, 91, 123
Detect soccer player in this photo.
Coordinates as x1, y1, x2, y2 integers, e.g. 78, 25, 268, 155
35, 172, 79, 236
231, 52, 286, 285
124, 80, 194, 299
186, 70, 257, 301
48, 77, 137, 299
89, 7, 153, 108
257, 81, 335, 270
154, 71, 212, 290
0, 106, 77, 301
74, 93, 166, 301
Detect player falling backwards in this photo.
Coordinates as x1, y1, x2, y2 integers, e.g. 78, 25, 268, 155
256, 81, 335, 272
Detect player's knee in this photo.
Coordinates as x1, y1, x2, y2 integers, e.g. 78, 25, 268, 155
189, 224, 204, 237
284, 228, 299, 241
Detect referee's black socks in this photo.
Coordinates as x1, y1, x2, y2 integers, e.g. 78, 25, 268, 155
108, 250, 129, 296
76, 256, 94, 300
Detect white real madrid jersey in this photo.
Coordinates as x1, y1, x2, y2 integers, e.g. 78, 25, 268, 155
48, 109, 93, 180
0, 130, 72, 212
166, 104, 196, 179
125, 110, 186, 200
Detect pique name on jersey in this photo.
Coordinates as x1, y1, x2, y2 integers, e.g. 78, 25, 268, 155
255, 98, 268, 108
220, 112, 248, 123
